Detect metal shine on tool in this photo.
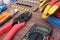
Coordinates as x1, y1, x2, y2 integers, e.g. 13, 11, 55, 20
49, 2, 60, 18
12, 0, 17, 2
33, 6, 38, 12
0, 9, 18, 26
3, 0, 10, 6
21, 0, 39, 4
0, 0, 3, 5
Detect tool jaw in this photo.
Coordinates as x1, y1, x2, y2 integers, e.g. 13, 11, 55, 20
12, 11, 32, 26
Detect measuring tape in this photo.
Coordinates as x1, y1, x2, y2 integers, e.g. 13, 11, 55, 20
11, 5, 29, 11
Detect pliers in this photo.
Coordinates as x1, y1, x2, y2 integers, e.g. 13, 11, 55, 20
46, 36, 57, 40
0, 11, 32, 40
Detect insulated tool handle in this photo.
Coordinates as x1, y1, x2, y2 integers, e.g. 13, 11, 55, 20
3, 22, 25, 40
40, 0, 50, 7
0, 12, 9, 20
0, 12, 10, 23
0, 16, 12, 26
54, 10, 60, 18
42, 0, 58, 19
0, 19, 13, 35
49, 2, 60, 18
46, 36, 57, 40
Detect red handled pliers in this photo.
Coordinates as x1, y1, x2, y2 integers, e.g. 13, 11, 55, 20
46, 36, 57, 40
0, 11, 32, 40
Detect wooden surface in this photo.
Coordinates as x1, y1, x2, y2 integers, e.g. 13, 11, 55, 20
0, 0, 60, 40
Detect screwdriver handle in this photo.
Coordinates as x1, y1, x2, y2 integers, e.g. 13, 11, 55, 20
3, 22, 25, 40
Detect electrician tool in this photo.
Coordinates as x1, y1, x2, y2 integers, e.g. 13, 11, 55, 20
0, 11, 32, 40
33, 6, 38, 12
12, 0, 17, 2
54, 10, 60, 18
0, 0, 3, 5
21, 0, 39, 4
42, 0, 58, 19
11, 5, 29, 11
39, 0, 50, 12
22, 24, 57, 40
46, 15, 60, 28
0, 3, 7, 13
16, 3, 32, 7
49, 2, 60, 18
0, 9, 18, 26
3, 0, 10, 6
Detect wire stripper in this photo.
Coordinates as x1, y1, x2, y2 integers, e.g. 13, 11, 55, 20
0, 11, 32, 40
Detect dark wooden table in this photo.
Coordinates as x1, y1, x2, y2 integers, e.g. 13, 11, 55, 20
0, 0, 60, 40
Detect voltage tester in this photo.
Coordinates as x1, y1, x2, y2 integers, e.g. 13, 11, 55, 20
22, 24, 53, 40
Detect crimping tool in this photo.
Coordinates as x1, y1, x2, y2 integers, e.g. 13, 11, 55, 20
0, 9, 18, 26
0, 11, 32, 40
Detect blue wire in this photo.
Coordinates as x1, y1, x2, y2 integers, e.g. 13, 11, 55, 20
46, 15, 60, 28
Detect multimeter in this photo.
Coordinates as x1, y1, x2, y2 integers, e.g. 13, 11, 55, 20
22, 24, 53, 40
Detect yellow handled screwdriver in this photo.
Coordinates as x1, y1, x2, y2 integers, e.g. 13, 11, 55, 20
42, 0, 58, 19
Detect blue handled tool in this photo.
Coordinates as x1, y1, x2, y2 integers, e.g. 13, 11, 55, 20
12, 0, 17, 2
0, 3, 7, 13
46, 15, 60, 28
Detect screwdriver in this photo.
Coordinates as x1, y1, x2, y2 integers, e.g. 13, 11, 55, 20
0, 9, 18, 26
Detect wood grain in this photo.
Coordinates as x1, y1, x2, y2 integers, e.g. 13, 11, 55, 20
0, 0, 60, 40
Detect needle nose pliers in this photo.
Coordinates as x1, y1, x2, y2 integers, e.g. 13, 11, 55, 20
0, 11, 32, 40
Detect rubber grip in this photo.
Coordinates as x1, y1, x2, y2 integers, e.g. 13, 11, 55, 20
0, 12, 10, 23
3, 22, 25, 40
46, 36, 57, 40
0, 19, 13, 35
0, 16, 12, 26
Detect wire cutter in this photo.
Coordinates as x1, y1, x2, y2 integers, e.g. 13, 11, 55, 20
0, 11, 32, 40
